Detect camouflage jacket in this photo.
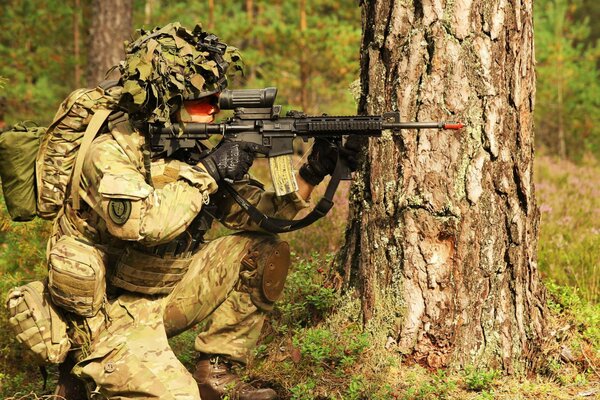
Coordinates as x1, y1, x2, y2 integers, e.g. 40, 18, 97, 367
49, 109, 309, 254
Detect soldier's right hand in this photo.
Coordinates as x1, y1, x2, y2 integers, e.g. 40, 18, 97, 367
200, 140, 267, 182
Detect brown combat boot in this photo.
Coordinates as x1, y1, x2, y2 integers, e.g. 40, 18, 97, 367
192, 354, 277, 400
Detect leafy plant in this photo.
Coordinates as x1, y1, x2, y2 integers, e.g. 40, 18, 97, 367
274, 253, 338, 330
534, 0, 600, 160
401, 370, 457, 400
463, 367, 499, 392
292, 325, 369, 370
546, 281, 600, 347
289, 378, 316, 400
345, 375, 366, 400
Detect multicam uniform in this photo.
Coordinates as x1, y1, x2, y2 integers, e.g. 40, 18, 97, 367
49, 102, 308, 398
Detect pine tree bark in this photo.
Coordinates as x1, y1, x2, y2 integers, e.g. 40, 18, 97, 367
342, 0, 547, 372
86, 0, 133, 87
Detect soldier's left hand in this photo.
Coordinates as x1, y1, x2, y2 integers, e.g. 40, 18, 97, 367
339, 136, 361, 172
299, 138, 361, 186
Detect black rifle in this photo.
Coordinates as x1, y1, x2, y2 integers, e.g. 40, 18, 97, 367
147, 88, 463, 233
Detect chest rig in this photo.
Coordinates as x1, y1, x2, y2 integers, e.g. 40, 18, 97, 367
108, 160, 219, 295
99, 116, 219, 295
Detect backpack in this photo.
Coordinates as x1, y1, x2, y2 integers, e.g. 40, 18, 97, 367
0, 122, 46, 221
0, 83, 121, 221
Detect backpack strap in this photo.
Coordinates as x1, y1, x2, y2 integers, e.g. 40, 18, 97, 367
71, 109, 112, 210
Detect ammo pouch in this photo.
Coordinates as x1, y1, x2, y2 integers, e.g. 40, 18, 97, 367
6, 280, 71, 364
110, 247, 191, 295
48, 235, 107, 317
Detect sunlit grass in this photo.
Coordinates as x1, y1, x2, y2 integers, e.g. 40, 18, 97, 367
1, 154, 599, 398
535, 154, 600, 303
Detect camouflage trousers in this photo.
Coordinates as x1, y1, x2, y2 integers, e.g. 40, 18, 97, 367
72, 232, 285, 400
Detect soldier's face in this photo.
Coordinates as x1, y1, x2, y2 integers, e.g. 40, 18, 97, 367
180, 94, 220, 123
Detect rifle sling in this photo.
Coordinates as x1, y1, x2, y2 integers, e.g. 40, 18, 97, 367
221, 158, 347, 234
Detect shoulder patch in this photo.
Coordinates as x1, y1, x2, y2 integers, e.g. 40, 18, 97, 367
108, 199, 132, 225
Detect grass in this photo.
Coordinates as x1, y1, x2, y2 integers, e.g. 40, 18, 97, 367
536, 154, 600, 303
0, 154, 599, 398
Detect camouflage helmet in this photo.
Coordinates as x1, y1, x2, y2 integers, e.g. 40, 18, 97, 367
118, 22, 243, 124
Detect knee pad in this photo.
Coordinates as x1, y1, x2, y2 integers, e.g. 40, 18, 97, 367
238, 236, 290, 311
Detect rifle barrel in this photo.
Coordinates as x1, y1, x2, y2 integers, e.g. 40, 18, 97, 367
383, 122, 464, 130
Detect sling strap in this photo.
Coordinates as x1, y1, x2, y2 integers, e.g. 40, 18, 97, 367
221, 156, 349, 234
71, 109, 112, 210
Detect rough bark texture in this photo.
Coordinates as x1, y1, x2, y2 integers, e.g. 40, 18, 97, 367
86, 0, 133, 87
342, 0, 547, 372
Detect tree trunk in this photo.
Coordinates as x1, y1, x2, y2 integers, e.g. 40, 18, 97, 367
341, 0, 547, 373
299, 0, 310, 112
555, 12, 566, 159
207, 0, 215, 30
246, 0, 254, 25
86, 0, 133, 87
144, 0, 154, 26
73, 0, 82, 87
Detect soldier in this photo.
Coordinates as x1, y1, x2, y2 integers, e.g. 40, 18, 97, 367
47, 23, 359, 400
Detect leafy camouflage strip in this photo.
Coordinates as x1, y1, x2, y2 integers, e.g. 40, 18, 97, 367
118, 22, 243, 125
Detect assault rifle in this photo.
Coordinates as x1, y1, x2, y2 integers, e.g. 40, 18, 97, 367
147, 87, 463, 233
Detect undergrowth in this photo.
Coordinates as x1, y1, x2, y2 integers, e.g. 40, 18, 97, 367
1, 157, 599, 398
242, 253, 599, 399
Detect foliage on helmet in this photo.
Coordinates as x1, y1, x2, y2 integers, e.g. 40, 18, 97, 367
118, 22, 243, 125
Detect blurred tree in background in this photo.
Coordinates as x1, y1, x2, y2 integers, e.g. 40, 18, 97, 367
1, 0, 596, 163
86, 0, 134, 86
534, 0, 600, 160
141, 0, 361, 114
0, 0, 361, 125
0, 0, 77, 121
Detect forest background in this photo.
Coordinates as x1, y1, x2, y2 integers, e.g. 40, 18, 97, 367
0, 0, 599, 399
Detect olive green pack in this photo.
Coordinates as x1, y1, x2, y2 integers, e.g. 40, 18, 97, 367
0, 84, 121, 222
0, 122, 46, 221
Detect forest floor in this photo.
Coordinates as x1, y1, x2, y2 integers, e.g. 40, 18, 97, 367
0, 154, 599, 399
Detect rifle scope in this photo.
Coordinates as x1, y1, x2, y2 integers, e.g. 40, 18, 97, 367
218, 87, 278, 110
